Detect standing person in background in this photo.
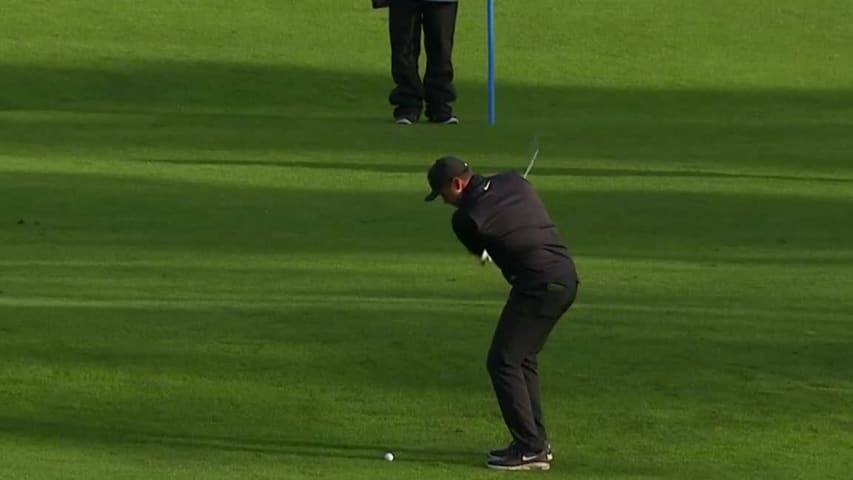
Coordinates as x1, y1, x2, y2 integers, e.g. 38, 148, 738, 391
375, 0, 460, 125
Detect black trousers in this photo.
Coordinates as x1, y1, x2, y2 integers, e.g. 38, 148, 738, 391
388, 0, 458, 119
487, 279, 579, 452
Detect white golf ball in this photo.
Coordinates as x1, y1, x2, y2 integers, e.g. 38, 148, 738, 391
384, 452, 394, 462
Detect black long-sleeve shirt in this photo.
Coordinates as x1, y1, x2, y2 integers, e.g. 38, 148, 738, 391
451, 172, 578, 288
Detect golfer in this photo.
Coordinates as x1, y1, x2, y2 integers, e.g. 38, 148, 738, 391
424, 156, 580, 471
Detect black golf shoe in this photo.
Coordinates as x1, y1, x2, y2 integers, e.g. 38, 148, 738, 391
488, 440, 553, 461
486, 443, 551, 471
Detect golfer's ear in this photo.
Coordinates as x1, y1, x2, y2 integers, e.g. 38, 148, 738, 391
452, 177, 464, 191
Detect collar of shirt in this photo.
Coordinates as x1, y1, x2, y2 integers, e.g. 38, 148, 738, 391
460, 174, 487, 207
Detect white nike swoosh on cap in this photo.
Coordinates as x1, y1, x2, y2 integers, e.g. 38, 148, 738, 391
484, 181, 491, 191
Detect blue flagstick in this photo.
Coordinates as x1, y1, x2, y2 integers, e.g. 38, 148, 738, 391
487, 0, 496, 124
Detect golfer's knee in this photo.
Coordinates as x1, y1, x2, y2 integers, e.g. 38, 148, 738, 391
487, 348, 518, 375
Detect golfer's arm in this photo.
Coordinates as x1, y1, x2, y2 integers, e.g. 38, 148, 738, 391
452, 212, 483, 256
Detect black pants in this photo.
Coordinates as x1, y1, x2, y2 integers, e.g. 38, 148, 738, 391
487, 279, 579, 452
388, 0, 458, 120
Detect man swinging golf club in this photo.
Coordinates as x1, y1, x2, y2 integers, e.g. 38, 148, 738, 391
424, 155, 580, 471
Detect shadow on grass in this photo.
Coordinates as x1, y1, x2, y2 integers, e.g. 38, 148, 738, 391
1, 301, 851, 399
0, 299, 849, 475
0, 415, 667, 475
1, 60, 851, 174
0, 416, 476, 466
134, 157, 853, 184
2, 170, 851, 262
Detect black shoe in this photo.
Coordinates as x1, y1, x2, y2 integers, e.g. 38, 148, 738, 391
393, 108, 420, 125
488, 441, 553, 461
486, 444, 550, 471
394, 113, 419, 125
428, 114, 458, 125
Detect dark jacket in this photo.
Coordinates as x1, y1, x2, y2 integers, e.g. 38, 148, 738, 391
451, 173, 578, 288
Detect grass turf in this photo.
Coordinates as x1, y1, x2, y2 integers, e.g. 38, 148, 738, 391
1, 1, 852, 478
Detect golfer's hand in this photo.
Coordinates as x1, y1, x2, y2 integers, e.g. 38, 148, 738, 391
480, 250, 493, 266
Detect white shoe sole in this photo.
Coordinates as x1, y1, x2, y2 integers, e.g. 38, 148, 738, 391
486, 461, 551, 471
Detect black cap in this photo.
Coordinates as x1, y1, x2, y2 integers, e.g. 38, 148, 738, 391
424, 156, 470, 202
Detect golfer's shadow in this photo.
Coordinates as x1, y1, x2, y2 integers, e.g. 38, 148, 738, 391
136, 433, 482, 466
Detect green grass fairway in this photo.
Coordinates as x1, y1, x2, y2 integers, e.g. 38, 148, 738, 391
2, 1, 852, 478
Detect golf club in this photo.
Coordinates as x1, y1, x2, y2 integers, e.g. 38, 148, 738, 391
481, 136, 540, 265
523, 135, 539, 179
